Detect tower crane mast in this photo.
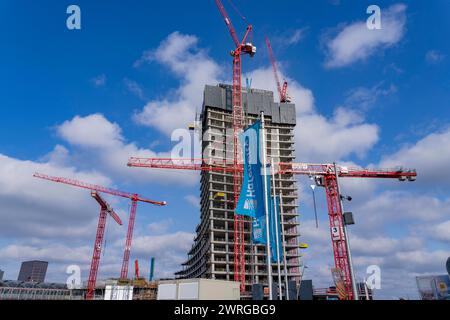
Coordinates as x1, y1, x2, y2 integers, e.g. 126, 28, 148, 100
265, 36, 290, 103
86, 191, 122, 300
214, 0, 256, 292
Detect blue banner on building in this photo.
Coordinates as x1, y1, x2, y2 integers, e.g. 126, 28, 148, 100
269, 196, 283, 263
252, 173, 271, 245
235, 121, 283, 263
253, 193, 284, 263
235, 121, 264, 219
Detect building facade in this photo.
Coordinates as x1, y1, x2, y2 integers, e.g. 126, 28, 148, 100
18, 261, 48, 283
175, 84, 301, 293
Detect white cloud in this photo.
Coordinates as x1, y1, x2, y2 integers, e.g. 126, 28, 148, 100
184, 195, 200, 209
425, 50, 446, 64
0, 244, 92, 265
246, 67, 379, 162
427, 220, 450, 242
351, 191, 449, 237
57, 114, 123, 149
245, 67, 314, 114
133, 32, 223, 135
345, 82, 397, 110
390, 250, 449, 273
298, 132, 450, 299
147, 218, 174, 234
40, 144, 70, 166
324, 4, 407, 68
56, 113, 198, 185
90, 74, 106, 87
380, 127, 450, 185
124, 78, 145, 99
131, 231, 195, 278
295, 108, 379, 162
287, 28, 308, 45
0, 153, 112, 239
133, 32, 381, 163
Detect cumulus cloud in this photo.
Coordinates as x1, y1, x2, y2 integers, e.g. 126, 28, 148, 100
287, 28, 308, 45
295, 108, 379, 162
245, 67, 314, 114
58, 114, 124, 149
147, 218, 174, 234
427, 220, 450, 242
56, 113, 197, 185
132, 32, 381, 163
345, 82, 397, 110
133, 32, 223, 135
184, 195, 200, 208
299, 126, 450, 299
0, 243, 92, 265
425, 50, 446, 64
131, 231, 195, 278
90, 74, 106, 87
245, 67, 380, 162
124, 78, 145, 99
0, 111, 202, 281
0, 153, 112, 239
324, 4, 407, 68
380, 127, 450, 185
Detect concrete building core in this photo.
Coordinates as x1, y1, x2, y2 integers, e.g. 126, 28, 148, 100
175, 84, 301, 293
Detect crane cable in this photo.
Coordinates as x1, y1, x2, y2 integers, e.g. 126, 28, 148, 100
227, 0, 246, 22
103, 215, 109, 257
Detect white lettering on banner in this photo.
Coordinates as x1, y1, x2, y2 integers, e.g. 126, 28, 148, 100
244, 136, 257, 210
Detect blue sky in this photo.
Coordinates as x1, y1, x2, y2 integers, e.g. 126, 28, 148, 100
0, 0, 449, 299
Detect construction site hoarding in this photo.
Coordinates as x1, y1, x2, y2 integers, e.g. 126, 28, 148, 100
157, 279, 240, 300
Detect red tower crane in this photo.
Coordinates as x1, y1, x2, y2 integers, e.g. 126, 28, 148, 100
265, 36, 290, 103
32, 173, 167, 282
214, 0, 256, 291
87, 191, 122, 300
126, 157, 417, 299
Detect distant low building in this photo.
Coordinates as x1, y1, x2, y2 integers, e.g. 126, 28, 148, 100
18, 261, 48, 283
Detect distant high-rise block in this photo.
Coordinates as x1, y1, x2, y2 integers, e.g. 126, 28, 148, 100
299, 280, 313, 300
18, 261, 48, 283
0, 269, 4, 281
175, 84, 301, 295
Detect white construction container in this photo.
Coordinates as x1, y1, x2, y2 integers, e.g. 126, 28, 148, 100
157, 279, 240, 300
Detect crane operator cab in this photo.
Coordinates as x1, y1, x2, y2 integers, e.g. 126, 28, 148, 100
243, 42, 257, 57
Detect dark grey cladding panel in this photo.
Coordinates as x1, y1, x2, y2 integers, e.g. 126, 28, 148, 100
203, 84, 296, 125
203, 85, 225, 109
271, 102, 280, 123
280, 103, 296, 125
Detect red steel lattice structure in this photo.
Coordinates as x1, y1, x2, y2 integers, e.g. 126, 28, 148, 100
214, 0, 256, 291
127, 158, 417, 299
87, 191, 122, 300
265, 36, 289, 103
32, 173, 167, 282
279, 162, 417, 299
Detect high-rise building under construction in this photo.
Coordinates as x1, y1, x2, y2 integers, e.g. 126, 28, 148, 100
175, 84, 301, 293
